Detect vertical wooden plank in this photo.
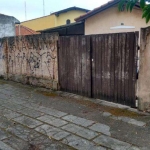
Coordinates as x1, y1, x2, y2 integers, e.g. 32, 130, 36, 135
131, 32, 138, 107
101, 34, 105, 99
117, 33, 123, 104
59, 37, 65, 91
110, 34, 115, 102
104, 34, 108, 100
70, 36, 74, 93
91, 35, 96, 98
124, 33, 130, 106
128, 32, 135, 107
95, 35, 99, 98
58, 37, 62, 90
76, 36, 80, 94
81, 36, 87, 96
74, 36, 78, 94
96, 35, 102, 98
65, 37, 69, 92
114, 33, 119, 103
97, 35, 102, 99
86, 36, 92, 97
93, 35, 96, 98
78, 36, 82, 95
107, 34, 111, 101
121, 33, 126, 105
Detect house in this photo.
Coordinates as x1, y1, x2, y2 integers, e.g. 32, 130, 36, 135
39, 22, 84, 36
21, 7, 89, 32
0, 14, 19, 38
75, 0, 150, 35
16, 25, 38, 36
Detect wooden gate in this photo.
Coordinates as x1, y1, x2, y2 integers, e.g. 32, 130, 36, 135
91, 33, 138, 107
58, 36, 91, 97
58, 32, 138, 107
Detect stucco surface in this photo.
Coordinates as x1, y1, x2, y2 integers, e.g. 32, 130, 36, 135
138, 27, 150, 111
0, 33, 59, 89
0, 14, 19, 38
85, 6, 150, 35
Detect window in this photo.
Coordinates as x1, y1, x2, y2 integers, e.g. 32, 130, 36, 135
66, 19, 71, 25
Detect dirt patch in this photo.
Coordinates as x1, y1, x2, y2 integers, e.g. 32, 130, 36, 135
35, 89, 145, 118
36, 90, 58, 97
0, 80, 6, 85
58, 96, 145, 118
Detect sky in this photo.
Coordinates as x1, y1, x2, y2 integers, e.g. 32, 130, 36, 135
0, 0, 110, 22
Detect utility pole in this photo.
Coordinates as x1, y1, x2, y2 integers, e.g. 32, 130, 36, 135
43, 0, 45, 16
25, 1, 27, 20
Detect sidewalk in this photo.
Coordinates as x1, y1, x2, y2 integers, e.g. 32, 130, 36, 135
0, 79, 149, 150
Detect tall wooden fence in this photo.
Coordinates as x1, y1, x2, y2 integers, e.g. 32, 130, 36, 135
58, 32, 138, 107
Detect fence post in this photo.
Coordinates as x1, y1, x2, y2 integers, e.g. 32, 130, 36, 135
138, 27, 150, 111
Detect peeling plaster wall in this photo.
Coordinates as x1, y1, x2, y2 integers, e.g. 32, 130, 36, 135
0, 14, 19, 38
0, 40, 4, 76
138, 27, 150, 111
2, 33, 59, 89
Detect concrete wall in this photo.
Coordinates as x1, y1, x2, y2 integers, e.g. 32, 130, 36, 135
0, 40, 4, 77
138, 27, 150, 111
0, 14, 19, 38
21, 10, 87, 31
85, 6, 150, 35
2, 33, 59, 89
21, 15, 56, 31
55, 10, 86, 26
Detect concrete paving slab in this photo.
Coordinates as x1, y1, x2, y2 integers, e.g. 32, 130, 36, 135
62, 124, 98, 140
13, 116, 43, 128
93, 135, 131, 150
62, 115, 95, 127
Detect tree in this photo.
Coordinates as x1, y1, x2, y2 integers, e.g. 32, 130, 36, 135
119, 0, 150, 23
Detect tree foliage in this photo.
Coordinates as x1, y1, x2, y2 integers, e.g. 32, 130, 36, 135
119, 0, 150, 23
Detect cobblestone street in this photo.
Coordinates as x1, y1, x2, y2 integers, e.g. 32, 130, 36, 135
0, 79, 150, 150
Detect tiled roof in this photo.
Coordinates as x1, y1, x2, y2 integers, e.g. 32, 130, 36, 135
16, 25, 39, 36
75, 0, 140, 22
51, 7, 90, 15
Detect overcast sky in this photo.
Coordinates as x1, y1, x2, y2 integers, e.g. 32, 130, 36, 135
0, 0, 110, 22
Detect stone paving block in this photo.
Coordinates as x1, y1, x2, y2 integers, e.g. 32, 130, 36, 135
128, 146, 140, 150
0, 116, 15, 129
7, 124, 41, 141
35, 124, 70, 140
128, 119, 146, 127
3, 110, 22, 119
102, 112, 112, 117
62, 115, 95, 127
0, 141, 15, 150
52, 131, 70, 140
13, 115, 43, 128
62, 135, 106, 150
89, 123, 111, 136
17, 107, 44, 118
111, 116, 146, 127
37, 115, 68, 127
21, 102, 42, 110
1, 103, 25, 111
0, 129, 10, 140
37, 115, 56, 122
2, 136, 29, 150
61, 123, 81, 133
39, 107, 67, 118
62, 124, 98, 140
35, 124, 61, 136
118, 117, 131, 122
93, 135, 131, 150
31, 135, 72, 150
